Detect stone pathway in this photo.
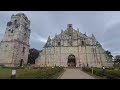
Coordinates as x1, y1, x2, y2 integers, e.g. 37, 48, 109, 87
59, 68, 96, 79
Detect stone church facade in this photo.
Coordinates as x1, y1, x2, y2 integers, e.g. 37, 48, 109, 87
0, 13, 31, 67
37, 24, 112, 68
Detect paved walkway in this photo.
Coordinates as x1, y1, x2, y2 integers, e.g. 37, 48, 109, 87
59, 68, 96, 79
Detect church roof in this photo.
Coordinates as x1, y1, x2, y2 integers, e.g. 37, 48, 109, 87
52, 24, 91, 40
43, 24, 100, 48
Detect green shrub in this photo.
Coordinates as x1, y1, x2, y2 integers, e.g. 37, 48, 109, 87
92, 68, 105, 76
17, 67, 64, 79
106, 70, 120, 78
82, 67, 91, 72
82, 67, 104, 77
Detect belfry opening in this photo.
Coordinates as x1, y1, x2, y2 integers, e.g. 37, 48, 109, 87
67, 54, 76, 67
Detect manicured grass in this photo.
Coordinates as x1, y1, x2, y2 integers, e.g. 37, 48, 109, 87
0, 68, 12, 79
49, 69, 65, 79
0, 67, 64, 79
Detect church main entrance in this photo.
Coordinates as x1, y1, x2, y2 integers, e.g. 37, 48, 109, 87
67, 54, 76, 67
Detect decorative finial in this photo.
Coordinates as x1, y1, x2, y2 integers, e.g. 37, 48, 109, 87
55, 33, 57, 38
47, 36, 51, 42
92, 33, 95, 37
91, 33, 96, 40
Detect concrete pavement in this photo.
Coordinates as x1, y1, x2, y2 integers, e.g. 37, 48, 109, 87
59, 68, 96, 79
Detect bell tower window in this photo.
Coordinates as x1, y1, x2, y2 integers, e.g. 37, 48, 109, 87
11, 30, 13, 33
23, 47, 25, 53
14, 20, 17, 24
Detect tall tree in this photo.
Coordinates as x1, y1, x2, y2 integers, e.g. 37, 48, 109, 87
27, 48, 39, 64
105, 50, 113, 58
114, 55, 120, 63
105, 50, 113, 62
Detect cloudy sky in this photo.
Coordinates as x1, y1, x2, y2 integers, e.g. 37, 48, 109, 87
0, 11, 120, 56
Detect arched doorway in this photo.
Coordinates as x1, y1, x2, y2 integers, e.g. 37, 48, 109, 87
67, 54, 76, 67
20, 59, 24, 67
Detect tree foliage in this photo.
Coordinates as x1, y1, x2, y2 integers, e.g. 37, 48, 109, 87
114, 55, 120, 63
105, 50, 113, 58
27, 48, 39, 64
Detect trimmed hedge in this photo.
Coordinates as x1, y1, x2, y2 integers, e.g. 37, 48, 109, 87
106, 70, 120, 78
82, 67, 120, 78
82, 67, 104, 77
82, 67, 92, 72
17, 67, 64, 79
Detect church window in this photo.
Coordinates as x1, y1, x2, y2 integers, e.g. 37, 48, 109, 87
23, 47, 25, 53
24, 33, 26, 36
81, 41, 85, 45
58, 42, 61, 46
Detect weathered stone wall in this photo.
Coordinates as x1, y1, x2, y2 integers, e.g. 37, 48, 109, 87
0, 42, 14, 65
0, 13, 31, 67
36, 45, 110, 68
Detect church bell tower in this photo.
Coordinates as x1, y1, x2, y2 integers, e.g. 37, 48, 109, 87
0, 13, 31, 67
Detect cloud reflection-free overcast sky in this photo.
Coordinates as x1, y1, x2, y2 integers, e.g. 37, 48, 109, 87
0, 11, 120, 56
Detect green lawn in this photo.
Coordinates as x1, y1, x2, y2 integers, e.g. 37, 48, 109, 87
0, 68, 12, 79
0, 67, 64, 79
